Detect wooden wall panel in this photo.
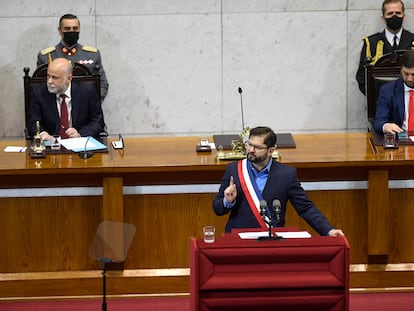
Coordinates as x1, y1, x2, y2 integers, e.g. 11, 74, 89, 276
0, 196, 102, 273
285, 189, 368, 264
123, 193, 227, 269
2, 188, 414, 297
390, 189, 414, 263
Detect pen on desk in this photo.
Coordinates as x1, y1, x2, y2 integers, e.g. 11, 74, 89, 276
20, 147, 26, 152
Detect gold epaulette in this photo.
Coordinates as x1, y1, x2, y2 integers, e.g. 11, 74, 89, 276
364, 37, 384, 66
371, 40, 384, 65
82, 45, 98, 53
364, 37, 372, 60
40, 46, 56, 55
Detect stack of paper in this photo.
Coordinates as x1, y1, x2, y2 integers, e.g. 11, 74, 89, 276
238, 231, 311, 239
60, 137, 106, 152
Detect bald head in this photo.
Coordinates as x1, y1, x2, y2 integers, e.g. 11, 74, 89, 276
47, 58, 73, 94
49, 58, 73, 75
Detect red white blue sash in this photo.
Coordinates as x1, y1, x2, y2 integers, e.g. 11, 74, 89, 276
238, 159, 268, 229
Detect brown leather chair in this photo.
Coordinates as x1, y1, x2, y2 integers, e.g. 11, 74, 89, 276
365, 50, 405, 130
23, 62, 102, 139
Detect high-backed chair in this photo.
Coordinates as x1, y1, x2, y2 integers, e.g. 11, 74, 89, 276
365, 50, 405, 130
23, 62, 102, 139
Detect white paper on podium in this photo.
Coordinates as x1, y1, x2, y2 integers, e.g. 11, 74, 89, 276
238, 231, 311, 239
60, 137, 106, 152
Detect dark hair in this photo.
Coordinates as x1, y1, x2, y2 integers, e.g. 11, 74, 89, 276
59, 14, 79, 29
382, 0, 404, 16
249, 126, 277, 148
402, 50, 414, 68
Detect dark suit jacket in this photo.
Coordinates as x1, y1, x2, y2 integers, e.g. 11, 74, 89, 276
212, 159, 333, 235
373, 77, 405, 133
28, 81, 105, 138
356, 29, 414, 94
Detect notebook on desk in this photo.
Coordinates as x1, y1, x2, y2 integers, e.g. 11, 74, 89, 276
213, 133, 296, 150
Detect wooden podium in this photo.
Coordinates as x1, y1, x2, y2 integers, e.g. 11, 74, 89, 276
190, 231, 349, 311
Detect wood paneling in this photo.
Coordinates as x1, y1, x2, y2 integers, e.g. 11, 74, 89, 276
0, 196, 101, 273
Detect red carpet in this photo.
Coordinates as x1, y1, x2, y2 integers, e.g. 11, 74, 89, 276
349, 292, 414, 311
1, 293, 414, 310
0, 297, 189, 311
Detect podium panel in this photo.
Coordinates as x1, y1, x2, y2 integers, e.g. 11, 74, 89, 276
190, 232, 349, 311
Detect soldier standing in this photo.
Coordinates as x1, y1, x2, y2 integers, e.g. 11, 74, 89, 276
37, 14, 109, 102
356, 0, 414, 95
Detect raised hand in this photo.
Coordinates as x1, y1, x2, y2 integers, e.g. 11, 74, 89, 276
224, 176, 237, 203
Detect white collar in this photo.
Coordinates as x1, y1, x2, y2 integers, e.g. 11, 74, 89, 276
385, 28, 403, 44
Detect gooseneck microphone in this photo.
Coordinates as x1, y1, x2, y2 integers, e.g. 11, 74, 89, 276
79, 135, 94, 159
238, 87, 245, 131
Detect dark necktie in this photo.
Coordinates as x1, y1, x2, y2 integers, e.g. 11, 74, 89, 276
393, 35, 398, 50
409, 90, 414, 133
59, 94, 69, 139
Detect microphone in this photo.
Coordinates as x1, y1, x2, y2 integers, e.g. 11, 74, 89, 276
272, 199, 281, 225
259, 200, 267, 220
238, 87, 245, 130
79, 135, 94, 159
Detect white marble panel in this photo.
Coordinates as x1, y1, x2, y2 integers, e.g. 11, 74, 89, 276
222, 11, 347, 133
347, 10, 382, 130
349, 0, 414, 10
97, 15, 222, 135
223, 0, 347, 12
0, 0, 96, 17
97, 0, 220, 15
3, 0, 411, 139
0, 17, 44, 138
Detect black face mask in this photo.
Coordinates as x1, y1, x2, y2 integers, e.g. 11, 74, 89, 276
63, 31, 79, 46
385, 15, 403, 31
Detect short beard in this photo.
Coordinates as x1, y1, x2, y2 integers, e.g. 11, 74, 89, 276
247, 152, 268, 164
47, 85, 59, 94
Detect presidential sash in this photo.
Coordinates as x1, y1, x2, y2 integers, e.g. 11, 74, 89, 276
238, 159, 268, 229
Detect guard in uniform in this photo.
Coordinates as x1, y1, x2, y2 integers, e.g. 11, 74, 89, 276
36, 14, 109, 102
356, 0, 414, 95
356, 30, 414, 95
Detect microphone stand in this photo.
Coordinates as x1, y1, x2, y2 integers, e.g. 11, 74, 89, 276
257, 212, 283, 241
98, 257, 112, 311
79, 136, 94, 159
238, 87, 245, 131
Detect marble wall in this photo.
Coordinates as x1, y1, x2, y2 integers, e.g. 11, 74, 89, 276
1, 0, 414, 138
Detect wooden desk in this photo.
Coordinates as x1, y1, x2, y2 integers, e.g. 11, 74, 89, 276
0, 133, 414, 299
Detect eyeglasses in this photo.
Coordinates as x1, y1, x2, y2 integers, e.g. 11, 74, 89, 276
245, 142, 269, 151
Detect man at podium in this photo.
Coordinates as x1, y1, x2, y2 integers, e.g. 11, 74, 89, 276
212, 126, 344, 237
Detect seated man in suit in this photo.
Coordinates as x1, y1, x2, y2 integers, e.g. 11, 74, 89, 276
37, 13, 109, 102
28, 58, 105, 140
212, 126, 344, 236
373, 49, 414, 134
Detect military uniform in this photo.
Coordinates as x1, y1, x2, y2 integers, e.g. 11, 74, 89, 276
37, 42, 109, 101
356, 29, 414, 95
